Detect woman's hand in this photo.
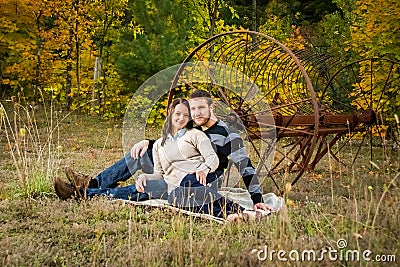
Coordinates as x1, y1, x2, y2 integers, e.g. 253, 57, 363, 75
195, 170, 207, 185
136, 174, 148, 192
130, 140, 150, 159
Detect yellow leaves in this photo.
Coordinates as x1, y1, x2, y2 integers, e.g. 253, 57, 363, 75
19, 128, 27, 138
2, 79, 11, 85
371, 125, 388, 138
352, 0, 400, 59
286, 199, 295, 207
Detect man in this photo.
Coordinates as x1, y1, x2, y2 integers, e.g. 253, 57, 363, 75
55, 90, 271, 211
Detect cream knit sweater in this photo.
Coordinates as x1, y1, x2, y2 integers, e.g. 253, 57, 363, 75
141, 128, 219, 193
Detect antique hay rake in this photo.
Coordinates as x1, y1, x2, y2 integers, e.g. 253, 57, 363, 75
167, 30, 400, 193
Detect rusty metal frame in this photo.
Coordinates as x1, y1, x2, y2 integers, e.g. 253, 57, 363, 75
167, 30, 399, 194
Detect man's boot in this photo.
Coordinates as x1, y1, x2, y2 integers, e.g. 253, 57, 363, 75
54, 177, 76, 200
65, 166, 93, 188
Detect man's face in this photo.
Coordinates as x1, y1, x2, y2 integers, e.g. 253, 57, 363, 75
188, 98, 212, 126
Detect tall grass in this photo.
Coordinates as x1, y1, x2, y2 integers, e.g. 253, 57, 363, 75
0, 99, 61, 199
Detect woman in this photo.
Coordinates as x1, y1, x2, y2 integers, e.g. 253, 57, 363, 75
136, 98, 265, 221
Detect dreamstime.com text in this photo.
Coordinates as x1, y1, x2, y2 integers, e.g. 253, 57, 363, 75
256, 239, 396, 263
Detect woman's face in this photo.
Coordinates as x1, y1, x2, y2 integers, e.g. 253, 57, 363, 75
171, 103, 190, 132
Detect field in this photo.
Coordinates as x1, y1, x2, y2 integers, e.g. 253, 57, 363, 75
0, 103, 399, 266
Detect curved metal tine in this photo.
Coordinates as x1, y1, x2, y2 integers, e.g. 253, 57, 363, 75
269, 98, 313, 112
239, 32, 250, 98
223, 39, 265, 106
332, 131, 359, 158
204, 38, 255, 105
195, 61, 231, 105
274, 139, 304, 168
245, 130, 281, 191
351, 62, 372, 110
255, 139, 276, 174
291, 171, 305, 187
237, 43, 279, 107
245, 66, 300, 112
292, 137, 315, 185
244, 129, 280, 191
351, 130, 368, 166
329, 98, 354, 113
374, 116, 389, 158
271, 146, 302, 172
288, 135, 313, 169
369, 124, 374, 166
328, 75, 363, 111
370, 59, 373, 110
232, 48, 294, 111
374, 61, 395, 112
237, 32, 273, 103
320, 63, 365, 112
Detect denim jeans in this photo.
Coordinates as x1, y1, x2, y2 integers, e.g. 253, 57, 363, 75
86, 151, 169, 200
95, 152, 154, 188
168, 173, 244, 218
86, 179, 168, 200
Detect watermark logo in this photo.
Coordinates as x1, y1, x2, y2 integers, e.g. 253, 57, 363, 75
256, 239, 396, 263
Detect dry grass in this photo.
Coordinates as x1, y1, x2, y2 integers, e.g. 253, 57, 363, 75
0, 103, 399, 266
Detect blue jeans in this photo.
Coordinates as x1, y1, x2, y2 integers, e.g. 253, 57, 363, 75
86, 180, 168, 200
86, 151, 169, 200
168, 173, 244, 218
95, 152, 154, 188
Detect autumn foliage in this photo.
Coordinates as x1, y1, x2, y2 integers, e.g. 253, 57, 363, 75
0, 0, 399, 119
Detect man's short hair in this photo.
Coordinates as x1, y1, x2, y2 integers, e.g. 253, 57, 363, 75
189, 89, 213, 105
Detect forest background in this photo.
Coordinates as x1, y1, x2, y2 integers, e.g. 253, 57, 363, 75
1, 0, 399, 119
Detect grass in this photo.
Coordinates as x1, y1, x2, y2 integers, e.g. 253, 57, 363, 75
0, 102, 399, 266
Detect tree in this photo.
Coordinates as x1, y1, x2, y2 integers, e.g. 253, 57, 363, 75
114, 0, 196, 93
349, 0, 400, 60
0, 0, 51, 101
348, 0, 400, 117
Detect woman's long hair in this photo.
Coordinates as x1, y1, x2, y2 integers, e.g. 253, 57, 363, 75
161, 98, 193, 146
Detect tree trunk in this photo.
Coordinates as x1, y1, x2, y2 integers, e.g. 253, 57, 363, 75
34, 10, 43, 102
252, 0, 257, 32
251, 0, 258, 49
73, 0, 81, 99
65, 29, 73, 111
208, 0, 219, 62
92, 56, 102, 108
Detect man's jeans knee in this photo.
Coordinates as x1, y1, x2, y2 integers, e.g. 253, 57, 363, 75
95, 152, 154, 189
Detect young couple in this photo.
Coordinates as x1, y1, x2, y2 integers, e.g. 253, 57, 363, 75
55, 90, 274, 220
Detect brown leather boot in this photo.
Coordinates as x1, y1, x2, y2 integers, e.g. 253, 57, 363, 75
65, 166, 92, 189
54, 177, 76, 200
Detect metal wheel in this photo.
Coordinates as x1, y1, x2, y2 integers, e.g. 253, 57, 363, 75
310, 58, 400, 168
168, 30, 320, 193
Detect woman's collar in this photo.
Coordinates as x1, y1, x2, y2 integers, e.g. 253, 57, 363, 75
167, 128, 187, 141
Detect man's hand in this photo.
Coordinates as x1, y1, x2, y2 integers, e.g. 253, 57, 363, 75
135, 174, 147, 192
130, 140, 150, 159
195, 170, 207, 185
253, 202, 274, 212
